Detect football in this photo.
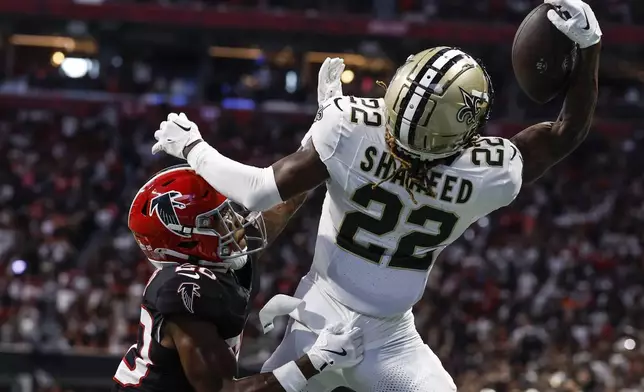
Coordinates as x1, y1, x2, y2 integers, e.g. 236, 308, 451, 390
512, 3, 578, 104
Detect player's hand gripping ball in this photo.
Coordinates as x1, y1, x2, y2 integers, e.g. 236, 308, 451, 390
512, 0, 601, 104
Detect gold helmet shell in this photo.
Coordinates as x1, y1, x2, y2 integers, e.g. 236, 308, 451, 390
384, 47, 494, 160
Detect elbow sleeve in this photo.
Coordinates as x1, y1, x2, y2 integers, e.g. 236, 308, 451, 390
240, 166, 283, 211
187, 142, 283, 211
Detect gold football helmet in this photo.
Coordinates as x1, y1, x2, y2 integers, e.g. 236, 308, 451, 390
384, 47, 494, 161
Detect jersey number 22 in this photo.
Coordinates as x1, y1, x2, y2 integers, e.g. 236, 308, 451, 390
337, 184, 458, 271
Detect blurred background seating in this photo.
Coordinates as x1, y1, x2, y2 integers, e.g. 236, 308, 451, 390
0, 1, 642, 391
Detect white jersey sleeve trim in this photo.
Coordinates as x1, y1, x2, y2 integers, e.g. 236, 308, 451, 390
476, 138, 523, 214
503, 139, 523, 206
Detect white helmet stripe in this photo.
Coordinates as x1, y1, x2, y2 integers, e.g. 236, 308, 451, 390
392, 47, 450, 141
431, 49, 466, 71
399, 49, 466, 146
399, 68, 436, 145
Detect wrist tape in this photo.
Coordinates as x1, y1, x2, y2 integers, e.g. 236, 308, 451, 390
272, 361, 307, 392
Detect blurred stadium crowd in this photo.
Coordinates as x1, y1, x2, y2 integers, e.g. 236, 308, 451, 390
0, 0, 643, 391
114, 0, 641, 24
1, 103, 643, 391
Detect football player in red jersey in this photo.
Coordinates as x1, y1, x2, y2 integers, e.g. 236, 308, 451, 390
113, 165, 364, 392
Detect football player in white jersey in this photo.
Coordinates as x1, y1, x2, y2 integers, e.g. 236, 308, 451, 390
151, 0, 601, 390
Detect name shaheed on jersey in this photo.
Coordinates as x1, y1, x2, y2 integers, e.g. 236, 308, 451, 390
358, 144, 473, 204
152, 7, 602, 388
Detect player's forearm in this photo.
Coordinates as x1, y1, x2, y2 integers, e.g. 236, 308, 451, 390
260, 192, 308, 246
512, 43, 600, 183
553, 42, 600, 155
224, 357, 318, 392
185, 141, 284, 211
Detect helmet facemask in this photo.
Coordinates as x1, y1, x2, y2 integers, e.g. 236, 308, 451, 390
192, 200, 267, 270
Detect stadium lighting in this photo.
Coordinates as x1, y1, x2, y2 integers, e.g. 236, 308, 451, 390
208, 46, 263, 60
341, 69, 355, 84
9, 34, 97, 54
285, 71, 298, 93
61, 57, 91, 78
51, 51, 65, 67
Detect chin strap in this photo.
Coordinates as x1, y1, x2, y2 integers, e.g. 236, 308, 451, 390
152, 248, 248, 272
203, 253, 248, 271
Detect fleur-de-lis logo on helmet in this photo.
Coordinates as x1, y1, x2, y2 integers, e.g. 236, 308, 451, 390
456, 88, 486, 127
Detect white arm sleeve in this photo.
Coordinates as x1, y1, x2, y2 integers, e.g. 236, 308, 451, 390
186, 142, 283, 211
188, 98, 344, 212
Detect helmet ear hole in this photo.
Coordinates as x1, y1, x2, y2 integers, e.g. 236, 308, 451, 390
141, 199, 149, 216
178, 241, 199, 249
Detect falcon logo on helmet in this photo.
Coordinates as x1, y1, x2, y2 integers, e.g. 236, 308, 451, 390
177, 282, 200, 314
129, 166, 268, 270
149, 191, 189, 237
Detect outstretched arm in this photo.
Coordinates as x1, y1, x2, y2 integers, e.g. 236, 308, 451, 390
153, 59, 345, 212
511, 43, 600, 183
166, 316, 363, 392
181, 115, 333, 212
511, 0, 601, 183
166, 315, 316, 392
260, 192, 309, 246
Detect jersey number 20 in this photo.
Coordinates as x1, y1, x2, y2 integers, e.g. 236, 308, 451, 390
337, 184, 459, 271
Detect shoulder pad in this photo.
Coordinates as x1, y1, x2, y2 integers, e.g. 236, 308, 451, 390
306, 96, 386, 162
474, 137, 523, 210
301, 97, 346, 157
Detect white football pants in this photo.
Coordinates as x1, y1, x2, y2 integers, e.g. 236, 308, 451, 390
261, 273, 457, 392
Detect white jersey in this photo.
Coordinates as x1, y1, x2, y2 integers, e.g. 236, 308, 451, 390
302, 96, 523, 317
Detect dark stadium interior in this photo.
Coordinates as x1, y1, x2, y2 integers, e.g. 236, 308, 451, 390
0, 0, 642, 391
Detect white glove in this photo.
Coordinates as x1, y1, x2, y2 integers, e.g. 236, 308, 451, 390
545, 0, 602, 49
317, 57, 345, 105
152, 113, 203, 159
307, 323, 364, 372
